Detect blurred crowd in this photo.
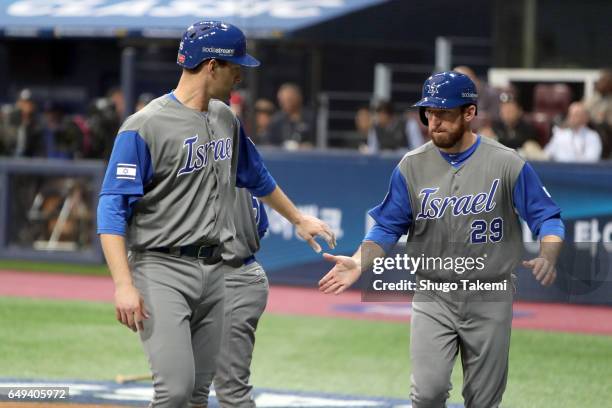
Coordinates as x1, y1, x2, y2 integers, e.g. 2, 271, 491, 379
0, 87, 123, 160
226, 67, 612, 163
346, 66, 611, 163
1, 67, 611, 164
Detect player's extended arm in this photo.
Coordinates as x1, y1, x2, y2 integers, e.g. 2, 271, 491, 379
260, 186, 336, 252
318, 240, 386, 295
523, 235, 563, 286
513, 163, 565, 287
237, 124, 335, 253
100, 234, 148, 332
319, 166, 412, 295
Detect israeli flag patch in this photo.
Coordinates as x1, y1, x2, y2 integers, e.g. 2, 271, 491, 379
116, 163, 137, 180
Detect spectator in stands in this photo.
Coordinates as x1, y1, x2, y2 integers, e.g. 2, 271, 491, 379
491, 91, 539, 149
38, 102, 82, 159
0, 89, 42, 157
253, 98, 275, 144
585, 69, 612, 127
351, 106, 372, 151
267, 83, 317, 149
404, 110, 427, 150
86, 87, 123, 159
229, 91, 244, 120
108, 87, 125, 119
545, 102, 602, 162
136, 93, 155, 112
453, 65, 500, 126
584, 69, 612, 158
367, 101, 407, 152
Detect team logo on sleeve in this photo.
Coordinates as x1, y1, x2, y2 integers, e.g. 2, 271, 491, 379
116, 163, 137, 180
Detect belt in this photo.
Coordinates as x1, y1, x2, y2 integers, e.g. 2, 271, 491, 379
149, 244, 218, 259
243, 255, 256, 266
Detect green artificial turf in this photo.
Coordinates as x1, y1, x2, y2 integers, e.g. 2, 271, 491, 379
1, 297, 611, 407
0, 297, 147, 379
0, 260, 109, 276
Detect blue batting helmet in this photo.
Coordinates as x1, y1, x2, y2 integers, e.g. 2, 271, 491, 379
177, 21, 260, 69
413, 71, 478, 125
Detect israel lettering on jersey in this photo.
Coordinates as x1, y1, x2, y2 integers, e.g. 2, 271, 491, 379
416, 179, 499, 220
177, 134, 233, 177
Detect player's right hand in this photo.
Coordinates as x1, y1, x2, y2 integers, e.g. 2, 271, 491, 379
319, 253, 361, 295
114, 283, 149, 332
294, 215, 337, 253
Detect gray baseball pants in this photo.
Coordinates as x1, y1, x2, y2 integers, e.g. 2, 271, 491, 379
129, 250, 227, 408
213, 261, 269, 408
409, 291, 513, 408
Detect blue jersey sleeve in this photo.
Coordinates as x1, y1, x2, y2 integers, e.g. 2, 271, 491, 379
97, 194, 140, 235
97, 130, 154, 235
513, 162, 563, 239
539, 217, 565, 240
364, 167, 413, 251
99, 130, 154, 195
236, 124, 277, 197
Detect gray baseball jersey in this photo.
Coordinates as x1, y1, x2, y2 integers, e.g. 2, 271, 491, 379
368, 135, 562, 407
99, 93, 239, 249
400, 136, 523, 290
97, 92, 276, 408
222, 188, 261, 266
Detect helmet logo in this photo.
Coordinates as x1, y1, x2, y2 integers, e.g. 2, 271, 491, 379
203, 47, 234, 56
425, 83, 439, 96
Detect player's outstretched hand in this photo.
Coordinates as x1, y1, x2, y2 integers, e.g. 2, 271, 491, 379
114, 282, 149, 332
295, 215, 336, 253
319, 253, 360, 295
523, 257, 557, 286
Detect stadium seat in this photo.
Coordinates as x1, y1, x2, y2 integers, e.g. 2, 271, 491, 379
533, 83, 573, 123
525, 112, 553, 146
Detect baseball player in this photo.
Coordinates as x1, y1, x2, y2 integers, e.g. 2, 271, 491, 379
97, 21, 335, 408
213, 189, 268, 407
319, 72, 564, 407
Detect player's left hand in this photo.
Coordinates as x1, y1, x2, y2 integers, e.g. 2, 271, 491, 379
523, 257, 557, 286
294, 215, 336, 253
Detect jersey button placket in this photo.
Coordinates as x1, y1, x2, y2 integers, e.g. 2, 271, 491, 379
449, 175, 460, 243
204, 114, 221, 235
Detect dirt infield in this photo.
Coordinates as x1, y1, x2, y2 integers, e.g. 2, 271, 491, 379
2, 269, 612, 335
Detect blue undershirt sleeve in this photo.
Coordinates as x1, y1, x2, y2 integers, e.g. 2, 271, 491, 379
538, 217, 565, 240
364, 167, 413, 252
512, 162, 564, 239
236, 124, 277, 197
97, 130, 154, 236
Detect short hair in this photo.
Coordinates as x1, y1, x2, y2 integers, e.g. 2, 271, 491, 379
183, 58, 228, 74
278, 83, 302, 98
